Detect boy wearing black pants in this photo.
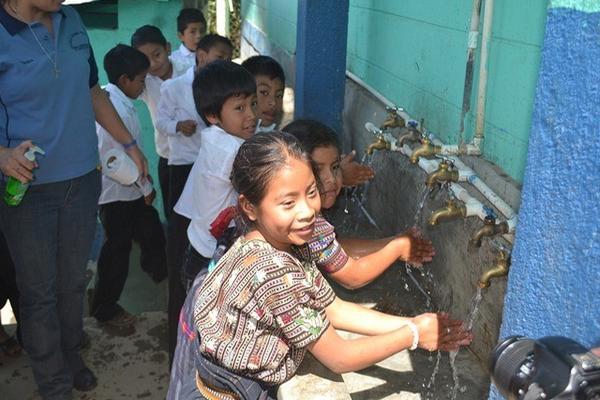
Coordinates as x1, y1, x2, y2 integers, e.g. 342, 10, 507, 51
91, 45, 167, 329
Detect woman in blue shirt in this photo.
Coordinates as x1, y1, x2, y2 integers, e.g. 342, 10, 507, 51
0, 1, 148, 398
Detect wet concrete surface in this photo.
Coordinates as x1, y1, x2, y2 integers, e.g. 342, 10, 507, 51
0, 312, 169, 400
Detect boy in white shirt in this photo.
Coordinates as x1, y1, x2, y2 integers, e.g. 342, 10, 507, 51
156, 34, 233, 211
241, 55, 286, 133
131, 25, 188, 220
171, 8, 207, 71
174, 60, 257, 291
156, 36, 233, 360
91, 45, 167, 330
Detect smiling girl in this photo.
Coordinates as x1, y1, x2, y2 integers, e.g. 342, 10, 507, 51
185, 132, 471, 399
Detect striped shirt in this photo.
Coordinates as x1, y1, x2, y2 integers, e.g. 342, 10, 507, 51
194, 237, 336, 385
300, 215, 349, 274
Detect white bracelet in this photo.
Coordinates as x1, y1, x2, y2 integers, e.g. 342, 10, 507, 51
404, 321, 419, 351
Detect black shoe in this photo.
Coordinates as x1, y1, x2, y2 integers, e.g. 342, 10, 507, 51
73, 367, 97, 392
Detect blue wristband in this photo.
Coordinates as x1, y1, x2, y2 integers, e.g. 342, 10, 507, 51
123, 139, 137, 150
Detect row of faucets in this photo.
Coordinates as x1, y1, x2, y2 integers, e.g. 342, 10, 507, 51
365, 106, 511, 288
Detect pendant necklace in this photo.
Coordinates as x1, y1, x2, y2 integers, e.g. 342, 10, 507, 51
28, 25, 60, 78
8, 2, 60, 78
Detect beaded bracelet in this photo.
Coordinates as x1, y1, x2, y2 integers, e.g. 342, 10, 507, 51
404, 321, 420, 351
123, 139, 137, 150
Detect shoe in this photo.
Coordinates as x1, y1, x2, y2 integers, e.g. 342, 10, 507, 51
101, 309, 136, 328
73, 366, 97, 392
0, 335, 22, 357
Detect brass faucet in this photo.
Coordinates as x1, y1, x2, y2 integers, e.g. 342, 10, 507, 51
469, 216, 509, 248
397, 126, 421, 147
426, 159, 459, 188
478, 251, 510, 288
428, 199, 466, 225
380, 108, 405, 130
366, 135, 391, 155
410, 137, 441, 164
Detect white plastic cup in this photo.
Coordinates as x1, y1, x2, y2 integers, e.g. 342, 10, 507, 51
101, 148, 139, 185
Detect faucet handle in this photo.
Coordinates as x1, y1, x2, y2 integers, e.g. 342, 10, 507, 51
434, 155, 454, 168
386, 105, 403, 114
483, 205, 497, 220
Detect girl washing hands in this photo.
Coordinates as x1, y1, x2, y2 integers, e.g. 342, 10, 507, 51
186, 132, 472, 399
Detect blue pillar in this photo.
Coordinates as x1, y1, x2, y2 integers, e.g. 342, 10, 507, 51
489, 4, 600, 399
295, 0, 349, 134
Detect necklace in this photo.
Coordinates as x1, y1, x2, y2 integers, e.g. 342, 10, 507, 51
28, 25, 60, 77
7, 1, 60, 78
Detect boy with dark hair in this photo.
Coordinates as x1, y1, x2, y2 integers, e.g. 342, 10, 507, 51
156, 35, 233, 363
91, 44, 167, 330
168, 60, 257, 397
172, 8, 207, 70
241, 55, 285, 132
175, 60, 256, 288
131, 25, 188, 220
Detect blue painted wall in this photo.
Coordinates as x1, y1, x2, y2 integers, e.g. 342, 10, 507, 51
490, 4, 600, 398
294, 0, 349, 134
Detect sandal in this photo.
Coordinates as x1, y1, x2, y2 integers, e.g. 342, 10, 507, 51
0, 335, 22, 357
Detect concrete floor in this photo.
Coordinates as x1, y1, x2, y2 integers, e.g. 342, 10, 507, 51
0, 239, 170, 400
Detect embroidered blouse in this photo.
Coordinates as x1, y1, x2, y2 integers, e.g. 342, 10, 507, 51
194, 237, 336, 384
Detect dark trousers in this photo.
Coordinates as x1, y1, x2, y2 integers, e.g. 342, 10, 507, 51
166, 163, 193, 367
0, 230, 21, 344
0, 170, 100, 399
91, 197, 167, 322
182, 244, 211, 293
158, 156, 170, 220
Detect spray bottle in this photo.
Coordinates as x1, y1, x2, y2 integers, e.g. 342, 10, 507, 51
3, 145, 45, 206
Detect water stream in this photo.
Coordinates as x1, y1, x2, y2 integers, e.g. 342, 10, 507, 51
466, 287, 484, 331
412, 186, 430, 229
426, 350, 442, 391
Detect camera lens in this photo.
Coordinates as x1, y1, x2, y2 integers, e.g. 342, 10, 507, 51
490, 336, 536, 399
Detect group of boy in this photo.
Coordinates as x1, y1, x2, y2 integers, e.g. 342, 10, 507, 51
90, 7, 287, 365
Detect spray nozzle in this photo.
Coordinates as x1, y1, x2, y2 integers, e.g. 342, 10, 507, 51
24, 145, 45, 162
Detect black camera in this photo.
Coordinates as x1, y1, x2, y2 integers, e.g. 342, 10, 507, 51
490, 336, 600, 399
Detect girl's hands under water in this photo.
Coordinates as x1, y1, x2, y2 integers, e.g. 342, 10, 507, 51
396, 227, 435, 267
412, 312, 473, 352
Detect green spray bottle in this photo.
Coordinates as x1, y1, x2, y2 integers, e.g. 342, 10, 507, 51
3, 145, 45, 206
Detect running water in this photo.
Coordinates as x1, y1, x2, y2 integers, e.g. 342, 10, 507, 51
404, 262, 431, 307
426, 351, 442, 393
448, 349, 460, 400
466, 287, 484, 331
412, 186, 430, 228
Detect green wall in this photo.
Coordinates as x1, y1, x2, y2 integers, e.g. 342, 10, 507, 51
347, 0, 548, 182
241, 0, 548, 182
241, 0, 297, 54
82, 0, 183, 219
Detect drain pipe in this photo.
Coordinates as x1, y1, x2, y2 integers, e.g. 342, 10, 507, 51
473, 0, 495, 151
459, 0, 483, 134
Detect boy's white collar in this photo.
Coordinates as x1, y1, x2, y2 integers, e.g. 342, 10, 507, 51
104, 83, 134, 108
179, 43, 195, 56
